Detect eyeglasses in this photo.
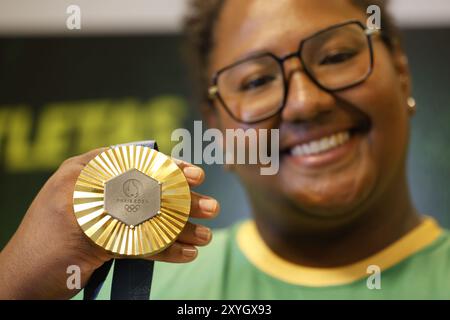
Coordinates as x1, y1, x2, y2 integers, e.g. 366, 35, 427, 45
208, 20, 379, 124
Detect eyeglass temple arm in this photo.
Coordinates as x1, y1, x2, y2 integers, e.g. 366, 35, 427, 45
209, 86, 218, 99
365, 28, 380, 36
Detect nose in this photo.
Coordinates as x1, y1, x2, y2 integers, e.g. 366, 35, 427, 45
281, 59, 335, 123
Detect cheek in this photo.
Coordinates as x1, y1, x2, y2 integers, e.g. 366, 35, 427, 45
339, 49, 410, 172
215, 101, 240, 130
214, 107, 281, 186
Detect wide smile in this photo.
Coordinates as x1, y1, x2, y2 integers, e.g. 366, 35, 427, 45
281, 126, 369, 170
290, 131, 350, 157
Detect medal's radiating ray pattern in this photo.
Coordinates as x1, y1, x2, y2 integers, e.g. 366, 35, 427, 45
73, 145, 191, 257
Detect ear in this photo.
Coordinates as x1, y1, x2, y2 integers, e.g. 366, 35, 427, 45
390, 42, 412, 99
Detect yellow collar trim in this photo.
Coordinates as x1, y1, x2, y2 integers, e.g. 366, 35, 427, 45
237, 217, 442, 287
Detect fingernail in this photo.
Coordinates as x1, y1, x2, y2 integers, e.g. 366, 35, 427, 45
195, 226, 211, 242
172, 157, 183, 165
199, 198, 218, 214
183, 247, 197, 258
184, 167, 202, 180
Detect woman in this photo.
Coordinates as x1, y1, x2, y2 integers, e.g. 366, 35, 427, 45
0, 0, 449, 299
149, 0, 450, 299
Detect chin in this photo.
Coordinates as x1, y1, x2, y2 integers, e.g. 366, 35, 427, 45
281, 165, 377, 222
289, 189, 370, 220
279, 130, 379, 217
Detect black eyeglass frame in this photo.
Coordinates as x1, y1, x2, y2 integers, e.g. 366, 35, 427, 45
208, 20, 379, 124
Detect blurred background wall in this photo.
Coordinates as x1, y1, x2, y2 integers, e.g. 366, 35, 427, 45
1, 0, 449, 249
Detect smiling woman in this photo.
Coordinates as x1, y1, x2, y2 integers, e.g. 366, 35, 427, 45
185, 0, 416, 240
125, 0, 450, 299
1, 0, 449, 301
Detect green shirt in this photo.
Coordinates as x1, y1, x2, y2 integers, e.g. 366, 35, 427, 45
75, 217, 450, 299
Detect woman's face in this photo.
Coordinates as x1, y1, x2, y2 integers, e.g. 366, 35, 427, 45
207, 0, 411, 222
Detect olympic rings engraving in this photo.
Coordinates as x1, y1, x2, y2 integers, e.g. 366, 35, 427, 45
124, 204, 140, 212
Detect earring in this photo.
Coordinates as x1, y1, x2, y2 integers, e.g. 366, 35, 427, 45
407, 97, 416, 115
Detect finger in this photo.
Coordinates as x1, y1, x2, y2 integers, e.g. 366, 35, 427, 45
189, 191, 220, 219
145, 242, 198, 263
60, 147, 107, 170
75, 147, 108, 166
55, 148, 108, 183
176, 221, 212, 246
171, 158, 205, 187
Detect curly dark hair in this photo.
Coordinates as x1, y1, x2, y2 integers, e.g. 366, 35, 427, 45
183, 0, 400, 105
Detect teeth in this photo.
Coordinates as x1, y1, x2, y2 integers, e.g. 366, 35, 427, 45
291, 131, 350, 156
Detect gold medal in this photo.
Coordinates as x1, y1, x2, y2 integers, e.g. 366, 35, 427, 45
73, 145, 191, 257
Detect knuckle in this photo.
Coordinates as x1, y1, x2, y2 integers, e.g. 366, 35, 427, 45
50, 168, 79, 191
60, 156, 79, 168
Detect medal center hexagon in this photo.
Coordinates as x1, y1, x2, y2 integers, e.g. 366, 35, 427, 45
104, 168, 161, 227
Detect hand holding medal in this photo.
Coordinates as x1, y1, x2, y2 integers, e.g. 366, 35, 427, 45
73, 141, 220, 299
0, 143, 219, 299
